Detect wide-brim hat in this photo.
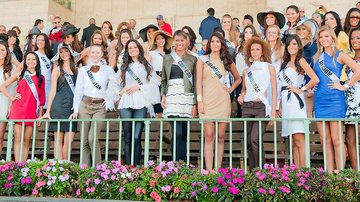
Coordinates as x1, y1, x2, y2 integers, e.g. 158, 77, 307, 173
257, 11, 286, 29
151, 30, 173, 50
290, 19, 319, 40
139, 24, 159, 42
51, 42, 81, 65
61, 24, 80, 38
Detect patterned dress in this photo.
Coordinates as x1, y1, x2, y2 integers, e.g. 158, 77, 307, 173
345, 60, 360, 123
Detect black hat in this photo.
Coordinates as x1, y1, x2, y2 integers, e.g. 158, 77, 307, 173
61, 24, 80, 38
139, 24, 159, 42
257, 11, 286, 29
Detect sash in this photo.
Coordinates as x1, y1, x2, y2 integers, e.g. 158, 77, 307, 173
57, 67, 75, 93
86, 70, 102, 90
318, 53, 340, 81
24, 72, 40, 115
281, 69, 304, 109
246, 68, 271, 116
126, 67, 143, 85
199, 55, 228, 85
40, 56, 52, 69
170, 52, 193, 85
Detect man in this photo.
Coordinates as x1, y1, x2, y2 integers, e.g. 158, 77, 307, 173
30, 19, 44, 34
299, 7, 309, 21
0, 25, 6, 34
81, 18, 101, 48
49, 16, 63, 54
129, 19, 139, 40
44, 14, 56, 35
242, 14, 253, 26
156, 15, 172, 35
199, 8, 221, 40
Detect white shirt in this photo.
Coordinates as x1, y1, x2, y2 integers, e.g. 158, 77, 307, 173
235, 52, 247, 76
72, 63, 115, 112
109, 61, 160, 109
35, 51, 52, 108
149, 50, 164, 72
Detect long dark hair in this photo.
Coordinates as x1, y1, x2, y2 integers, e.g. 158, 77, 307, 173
281, 34, 304, 74
323, 11, 343, 37
238, 25, 257, 53
115, 29, 133, 66
150, 33, 171, 54
34, 33, 54, 59
24, 33, 37, 57
286, 5, 301, 27
20, 52, 43, 87
57, 45, 77, 81
204, 32, 233, 71
344, 8, 360, 35
182, 26, 197, 50
0, 41, 13, 79
120, 39, 152, 87
349, 26, 360, 51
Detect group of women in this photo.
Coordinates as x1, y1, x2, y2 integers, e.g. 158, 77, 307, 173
0, 4, 359, 172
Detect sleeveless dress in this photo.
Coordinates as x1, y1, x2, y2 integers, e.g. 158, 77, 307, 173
0, 65, 17, 119
278, 66, 307, 137
314, 51, 346, 118
199, 57, 231, 119
35, 51, 52, 108
345, 60, 360, 123
49, 72, 77, 132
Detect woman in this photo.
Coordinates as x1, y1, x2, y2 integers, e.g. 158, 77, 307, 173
101, 21, 115, 47
139, 24, 159, 56
109, 40, 159, 165
42, 43, 79, 160
109, 29, 133, 70
285, 5, 302, 31
34, 33, 53, 110
324, 11, 350, 53
265, 25, 284, 74
279, 35, 319, 168
62, 24, 84, 57
0, 41, 17, 158
237, 37, 277, 170
344, 8, 360, 35
296, 21, 318, 117
7, 30, 22, 63
182, 26, 197, 53
345, 27, 360, 171
0, 52, 45, 162
197, 32, 241, 170
221, 14, 238, 48
110, 21, 132, 57
312, 12, 324, 27
69, 44, 115, 167
161, 30, 197, 161
24, 33, 37, 56
257, 10, 286, 38
313, 25, 360, 173
80, 30, 109, 65
148, 30, 172, 118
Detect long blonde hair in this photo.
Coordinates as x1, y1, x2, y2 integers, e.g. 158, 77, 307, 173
265, 25, 282, 62
296, 24, 313, 46
222, 14, 239, 47
313, 25, 338, 63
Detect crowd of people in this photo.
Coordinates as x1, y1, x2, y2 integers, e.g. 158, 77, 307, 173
0, 2, 359, 172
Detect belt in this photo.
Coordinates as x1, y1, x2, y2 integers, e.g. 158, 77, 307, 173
82, 95, 104, 104
281, 86, 304, 109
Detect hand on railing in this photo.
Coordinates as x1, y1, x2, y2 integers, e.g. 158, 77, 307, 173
41, 111, 51, 120
69, 112, 78, 119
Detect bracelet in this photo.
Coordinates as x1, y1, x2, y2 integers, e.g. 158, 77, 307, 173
197, 95, 203, 102
301, 86, 306, 92
343, 83, 350, 90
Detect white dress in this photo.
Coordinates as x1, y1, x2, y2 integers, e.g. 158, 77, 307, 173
278, 66, 307, 137
35, 51, 52, 108
0, 65, 17, 119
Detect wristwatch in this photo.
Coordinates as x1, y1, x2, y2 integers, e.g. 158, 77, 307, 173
343, 83, 350, 90
301, 86, 306, 92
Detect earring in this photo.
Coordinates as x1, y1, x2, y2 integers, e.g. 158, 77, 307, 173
331, 43, 335, 52
260, 56, 264, 61
249, 57, 253, 62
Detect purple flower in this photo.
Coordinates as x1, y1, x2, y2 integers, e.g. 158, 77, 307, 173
202, 185, 208, 191
211, 186, 219, 193
4, 182, 12, 188
228, 187, 239, 195
272, 174, 278, 179
20, 177, 32, 185
258, 187, 266, 194
304, 171, 310, 178
119, 187, 124, 193
279, 186, 291, 194
147, 160, 154, 167
299, 177, 306, 184
191, 191, 197, 197
161, 185, 171, 192
94, 178, 100, 185
268, 189, 275, 195
233, 177, 245, 184
76, 188, 81, 196
318, 167, 324, 173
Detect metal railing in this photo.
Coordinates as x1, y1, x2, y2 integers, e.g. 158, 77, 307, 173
1, 118, 359, 172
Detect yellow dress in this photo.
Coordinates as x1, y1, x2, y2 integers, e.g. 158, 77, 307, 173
337, 31, 350, 81
199, 57, 231, 120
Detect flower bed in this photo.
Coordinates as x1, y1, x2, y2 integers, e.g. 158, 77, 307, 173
0, 160, 359, 201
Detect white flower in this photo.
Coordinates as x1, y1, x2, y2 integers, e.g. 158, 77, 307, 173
59, 167, 64, 172
0, 159, 5, 163
59, 175, 65, 182
64, 174, 69, 180
22, 172, 27, 177
47, 181, 52, 186
52, 167, 57, 172
46, 167, 51, 171
120, 174, 126, 178
126, 172, 131, 178
21, 168, 29, 173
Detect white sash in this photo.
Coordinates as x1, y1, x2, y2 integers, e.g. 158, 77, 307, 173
246, 68, 271, 116
126, 67, 143, 85
86, 70, 102, 90
170, 52, 193, 85
199, 55, 228, 85
24, 72, 40, 115
57, 67, 75, 94
319, 53, 340, 81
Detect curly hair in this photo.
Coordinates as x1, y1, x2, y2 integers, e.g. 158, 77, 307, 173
0, 41, 13, 80
281, 34, 304, 74
204, 32, 233, 71
244, 37, 271, 67
120, 40, 152, 87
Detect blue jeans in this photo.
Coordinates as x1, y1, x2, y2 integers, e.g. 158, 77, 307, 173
119, 107, 147, 165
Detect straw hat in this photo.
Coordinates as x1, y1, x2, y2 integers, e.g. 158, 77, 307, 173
151, 30, 173, 50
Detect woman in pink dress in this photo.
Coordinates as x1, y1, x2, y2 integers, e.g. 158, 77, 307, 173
0, 52, 45, 162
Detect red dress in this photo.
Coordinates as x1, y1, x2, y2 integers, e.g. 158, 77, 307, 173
9, 75, 45, 126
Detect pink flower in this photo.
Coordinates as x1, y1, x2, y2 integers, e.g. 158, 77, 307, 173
80, 164, 87, 169
258, 187, 266, 194
152, 173, 159, 179
111, 175, 116, 180
333, 169, 340, 174
32, 188, 38, 195
173, 187, 180, 194
272, 174, 278, 179
279, 186, 291, 194
281, 175, 290, 181
94, 178, 100, 185
298, 183, 303, 187
21, 177, 32, 185
149, 180, 155, 187
7, 174, 12, 181
202, 169, 209, 175
233, 177, 245, 184
36, 181, 46, 188
86, 187, 91, 193
147, 160, 154, 167
304, 185, 310, 191
290, 164, 297, 171
135, 187, 143, 195
90, 187, 95, 192
304, 171, 310, 178
85, 179, 90, 185
299, 177, 306, 184
150, 191, 161, 202
268, 188, 275, 195
161, 185, 171, 192
211, 186, 219, 193
228, 187, 239, 195
4, 183, 12, 188
318, 167, 324, 173
258, 174, 266, 181
119, 187, 124, 193
76, 189, 81, 196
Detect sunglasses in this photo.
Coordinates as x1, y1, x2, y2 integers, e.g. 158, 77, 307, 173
54, 21, 61, 24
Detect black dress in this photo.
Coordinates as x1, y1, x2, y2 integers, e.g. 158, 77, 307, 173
49, 73, 77, 132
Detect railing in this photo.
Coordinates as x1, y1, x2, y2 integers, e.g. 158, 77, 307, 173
1, 118, 359, 172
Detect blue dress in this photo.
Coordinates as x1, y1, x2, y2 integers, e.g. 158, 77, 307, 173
314, 51, 346, 118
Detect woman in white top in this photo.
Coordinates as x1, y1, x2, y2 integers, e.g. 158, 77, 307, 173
34, 33, 54, 110
237, 37, 277, 170
0, 41, 17, 156
265, 25, 284, 74
148, 30, 172, 118
80, 30, 109, 66
109, 39, 159, 165
69, 44, 115, 167
279, 34, 319, 168
109, 29, 133, 72
101, 21, 115, 47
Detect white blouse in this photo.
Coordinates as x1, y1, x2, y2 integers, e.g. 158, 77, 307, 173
72, 63, 115, 113
109, 61, 160, 109
149, 50, 164, 72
